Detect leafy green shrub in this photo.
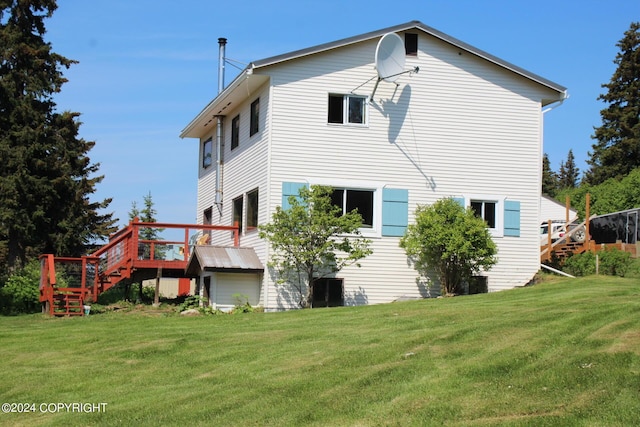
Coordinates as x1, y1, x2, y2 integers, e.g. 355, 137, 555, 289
0, 260, 41, 315
563, 251, 596, 277
564, 248, 634, 277
231, 294, 254, 314
599, 248, 632, 277
177, 295, 223, 315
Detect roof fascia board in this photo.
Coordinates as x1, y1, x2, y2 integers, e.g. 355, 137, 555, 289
180, 67, 253, 139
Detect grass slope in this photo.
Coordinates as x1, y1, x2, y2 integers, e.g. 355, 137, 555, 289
1, 276, 639, 426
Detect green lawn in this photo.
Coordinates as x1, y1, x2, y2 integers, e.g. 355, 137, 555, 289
1, 275, 639, 426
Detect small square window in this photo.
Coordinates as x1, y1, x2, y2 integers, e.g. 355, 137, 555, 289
202, 138, 212, 168
405, 33, 418, 56
231, 115, 239, 150
328, 94, 367, 125
250, 98, 259, 136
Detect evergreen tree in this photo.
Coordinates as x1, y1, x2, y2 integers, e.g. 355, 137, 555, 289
587, 22, 640, 184
129, 191, 163, 241
0, 1, 115, 279
558, 149, 580, 189
542, 153, 558, 197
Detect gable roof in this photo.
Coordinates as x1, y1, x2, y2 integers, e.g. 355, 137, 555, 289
185, 246, 264, 276
181, 20, 567, 139
251, 20, 566, 93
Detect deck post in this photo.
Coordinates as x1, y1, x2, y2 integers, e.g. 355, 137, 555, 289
584, 193, 591, 251
154, 267, 162, 306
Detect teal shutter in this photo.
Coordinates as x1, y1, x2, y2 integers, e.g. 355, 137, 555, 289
382, 188, 408, 237
452, 197, 465, 207
504, 200, 521, 237
281, 182, 307, 210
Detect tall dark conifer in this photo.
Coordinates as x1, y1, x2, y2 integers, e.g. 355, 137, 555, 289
0, 0, 115, 278
541, 153, 558, 197
587, 22, 640, 184
558, 149, 580, 189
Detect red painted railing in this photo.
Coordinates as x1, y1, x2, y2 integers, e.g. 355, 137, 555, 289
39, 219, 239, 315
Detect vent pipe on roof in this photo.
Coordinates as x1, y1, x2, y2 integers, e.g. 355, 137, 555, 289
214, 38, 227, 214
217, 38, 227, 94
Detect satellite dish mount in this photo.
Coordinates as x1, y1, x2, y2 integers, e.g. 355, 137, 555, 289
371, 33, 419, 101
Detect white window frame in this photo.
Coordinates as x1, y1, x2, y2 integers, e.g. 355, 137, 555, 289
308, 178, 383, 238
462, 195, 506, 238
327, 93, 368, 126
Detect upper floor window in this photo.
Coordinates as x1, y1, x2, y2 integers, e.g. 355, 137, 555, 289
328, 94, 366, 125
250, 98, 259, 136
202, 138, 212, 168
231, 115, 240, 150
405, 33, 418, 56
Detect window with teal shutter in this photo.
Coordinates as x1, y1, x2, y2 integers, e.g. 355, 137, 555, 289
504, 200, 521, 237
281, 182, 308, 210
452, 197, 465, 207
382, 188, 408, 236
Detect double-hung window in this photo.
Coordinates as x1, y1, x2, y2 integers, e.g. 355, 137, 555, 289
328, 94, 367, 125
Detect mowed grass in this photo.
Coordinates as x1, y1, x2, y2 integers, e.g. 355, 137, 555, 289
1, 276, 639, 426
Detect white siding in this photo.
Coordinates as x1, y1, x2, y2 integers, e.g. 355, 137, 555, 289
211, 272, 261, 312
540, 195, 577, 224
194, 30, 562, 310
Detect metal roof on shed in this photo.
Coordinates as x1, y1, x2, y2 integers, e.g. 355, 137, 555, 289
185, 246, 264, 275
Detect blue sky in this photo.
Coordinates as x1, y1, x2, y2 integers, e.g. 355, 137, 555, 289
46, 0, 636, 229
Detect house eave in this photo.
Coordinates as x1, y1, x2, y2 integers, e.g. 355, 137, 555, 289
179, 68, 269, 140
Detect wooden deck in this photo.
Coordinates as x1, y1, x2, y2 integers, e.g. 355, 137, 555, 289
39, 219, 239, 316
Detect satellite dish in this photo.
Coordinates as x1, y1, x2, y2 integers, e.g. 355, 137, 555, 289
375, 33, 405, 82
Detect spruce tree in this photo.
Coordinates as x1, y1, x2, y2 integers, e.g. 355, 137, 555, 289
542, 153, 558, 197
587, 22, 640, 184
0, 1, 115, 278
558, 149, 580, 189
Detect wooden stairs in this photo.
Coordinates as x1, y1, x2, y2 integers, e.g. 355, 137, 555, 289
540, 219, 590, 265
39, 219, 239, 316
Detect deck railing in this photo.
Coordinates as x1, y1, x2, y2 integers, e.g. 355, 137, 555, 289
39, 219, 239, 315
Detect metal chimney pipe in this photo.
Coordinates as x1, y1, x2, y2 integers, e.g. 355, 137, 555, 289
218, 37, 227, 94
214, 37, 227, 213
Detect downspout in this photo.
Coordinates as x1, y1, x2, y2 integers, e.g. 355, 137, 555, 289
215, 37, 227, 214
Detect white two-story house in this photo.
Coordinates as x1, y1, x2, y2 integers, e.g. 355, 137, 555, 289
180, 20, 567, 311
